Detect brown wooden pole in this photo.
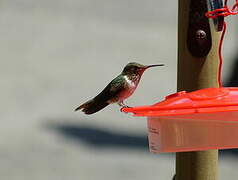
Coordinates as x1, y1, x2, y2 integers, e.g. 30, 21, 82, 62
176, 0, 220, 178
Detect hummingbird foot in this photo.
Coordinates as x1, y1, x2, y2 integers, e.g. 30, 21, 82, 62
118, 101, 131, 108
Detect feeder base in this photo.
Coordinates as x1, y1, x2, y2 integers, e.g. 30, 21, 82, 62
148, 113, 238, 153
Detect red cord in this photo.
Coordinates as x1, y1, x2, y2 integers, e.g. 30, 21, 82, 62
206, 0, 238, 87
206, 0, 238, 18
218, 22, 226, 87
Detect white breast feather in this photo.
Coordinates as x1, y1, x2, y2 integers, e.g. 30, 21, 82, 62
118, 75, 137, 100
124, 75, 136, 87
108, 75, 138, 104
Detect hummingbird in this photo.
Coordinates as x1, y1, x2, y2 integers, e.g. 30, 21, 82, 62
75, 62, 164, 114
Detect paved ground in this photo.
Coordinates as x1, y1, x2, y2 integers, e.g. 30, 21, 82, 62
1, 0, 238, 179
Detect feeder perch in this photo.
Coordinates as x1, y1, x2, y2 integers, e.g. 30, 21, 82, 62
122, 87, 238, 153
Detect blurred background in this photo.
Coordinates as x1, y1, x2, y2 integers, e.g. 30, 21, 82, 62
1, 0, 238, 179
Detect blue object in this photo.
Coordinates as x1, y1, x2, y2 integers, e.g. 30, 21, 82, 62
208, 0, 224, 31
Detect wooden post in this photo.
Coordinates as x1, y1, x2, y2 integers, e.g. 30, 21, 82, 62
176, 0, 220, 178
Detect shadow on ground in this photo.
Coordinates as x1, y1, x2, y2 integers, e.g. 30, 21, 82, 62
46, 121, 148, 150
45, 120, 238, 156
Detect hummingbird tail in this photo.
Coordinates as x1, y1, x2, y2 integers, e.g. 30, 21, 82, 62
75, 99, 109, 115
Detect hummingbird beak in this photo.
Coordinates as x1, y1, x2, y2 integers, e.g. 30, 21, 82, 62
145, 64, 164, 69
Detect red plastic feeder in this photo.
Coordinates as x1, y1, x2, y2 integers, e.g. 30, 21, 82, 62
122, 87, 238, 153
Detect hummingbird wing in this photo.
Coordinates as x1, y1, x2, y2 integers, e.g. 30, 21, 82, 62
75, 75, 127, 114
93, 75, 127, 103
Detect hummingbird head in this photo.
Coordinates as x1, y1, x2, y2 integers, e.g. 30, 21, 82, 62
122, 62, 164, 75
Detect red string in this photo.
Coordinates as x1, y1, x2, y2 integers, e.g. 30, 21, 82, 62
206, 0, 238, 18
218, 22, 226, 87
206, 0, 238, 87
